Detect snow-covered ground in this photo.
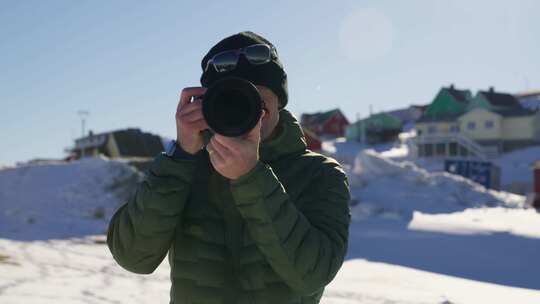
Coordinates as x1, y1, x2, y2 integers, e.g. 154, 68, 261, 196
1, 150, 540, 303
0, 157, 142, 241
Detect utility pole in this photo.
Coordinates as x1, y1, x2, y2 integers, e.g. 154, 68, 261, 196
77, 110, 89, 158
356, 112, 361, 142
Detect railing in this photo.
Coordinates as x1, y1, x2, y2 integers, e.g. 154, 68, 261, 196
415, 133, 499, 159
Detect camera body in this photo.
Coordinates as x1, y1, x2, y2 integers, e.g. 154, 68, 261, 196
200, 77, 263, 137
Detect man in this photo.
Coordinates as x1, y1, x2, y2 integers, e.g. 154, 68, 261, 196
107, 31, 351, 304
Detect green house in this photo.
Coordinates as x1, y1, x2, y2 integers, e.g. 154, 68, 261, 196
422, 85, 472, 119
346, 112, 403, 143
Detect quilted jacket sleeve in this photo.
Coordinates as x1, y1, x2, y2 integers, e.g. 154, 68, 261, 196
230, 157, 351, 295
107, 153, 196, 274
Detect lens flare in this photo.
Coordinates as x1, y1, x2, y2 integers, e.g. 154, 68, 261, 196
339, 8, 395, 62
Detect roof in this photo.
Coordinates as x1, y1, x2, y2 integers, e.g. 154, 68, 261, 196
423, 85, 471, 118
352, 112, 403, 130
301, 127, 321, 142
112, 128, 164, 157
416, 113, 462, 123
385, 106, 424, 123
480, 90, 522, 109
301, 108, 343, 125
493, 107, 536, 117
447, 87, 470, 104
74, 128, 164, 157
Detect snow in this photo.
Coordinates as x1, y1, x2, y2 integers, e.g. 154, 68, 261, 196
326, 259, 540, 304
0, 156, 142, 240
349, 149, 525, 220
337, 130, 540, 196
408, 207, 540, 238
0, 237, 171, 304
493, 146, 540, 194
1, 233, 539, 304
404, 145, 540, 195
1, 146, 540, 303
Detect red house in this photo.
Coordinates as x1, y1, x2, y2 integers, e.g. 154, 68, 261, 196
302, 128, 322, 151
301, 108, 350, 138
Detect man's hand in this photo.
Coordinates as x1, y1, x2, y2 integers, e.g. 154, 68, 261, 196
206, 113, 263, 180
176, 87, 208, 155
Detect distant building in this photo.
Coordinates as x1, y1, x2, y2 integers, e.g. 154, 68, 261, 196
460, 88, 540, 152
70, 128, 164, 160
302, 127, 322, 151
346, 112, 403, 144
301, 108, 350, 139
515, 90, 540, 111
385, 105, 426, 127
415, 86, 540, 158
346, 105, 426, 144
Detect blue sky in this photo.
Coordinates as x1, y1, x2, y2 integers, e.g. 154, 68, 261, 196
1, 0, 539, 165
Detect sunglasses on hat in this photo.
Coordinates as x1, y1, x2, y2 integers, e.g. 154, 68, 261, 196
204, 44, 275, 73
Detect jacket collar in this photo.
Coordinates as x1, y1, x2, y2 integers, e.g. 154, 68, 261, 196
260, 109, 307, 163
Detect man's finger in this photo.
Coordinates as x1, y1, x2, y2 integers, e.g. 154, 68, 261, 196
213, 134, 242, 154
189, 119, 209, 131
178, 87, 206, 111
207, 142, 225, 167
211, 136, 234, 160
182, 109, 205, 123
178, 99, 203, 116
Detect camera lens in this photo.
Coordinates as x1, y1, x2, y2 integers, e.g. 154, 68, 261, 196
202, 77, 263, 137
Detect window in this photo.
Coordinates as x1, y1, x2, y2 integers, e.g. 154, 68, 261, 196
467, 122, 476, 130
485, 120, 494, 129
450, 125, 460, 133
428, 125, 437, 134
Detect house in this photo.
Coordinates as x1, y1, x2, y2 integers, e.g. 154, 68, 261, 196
302, 127, 322, 151
415, 86, 540, 158
301, 108, 350, 138
460, 88, 540, 152
346, 112, 403, 144
416, 85, 473, 136
386, 105, 426, 129
70, 128, 164, 160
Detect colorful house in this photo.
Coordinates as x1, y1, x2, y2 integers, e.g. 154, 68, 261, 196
346, 112, 403, 144
301, 108, 350, 139
346, 105, 426, 143
459, 88, 540, 152
302, 127, 322, 151
415, 86, 540, 158
415, 85, 472, 136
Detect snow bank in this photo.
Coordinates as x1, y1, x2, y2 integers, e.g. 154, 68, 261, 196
349, 150, 526, 220
493, 145, 540, 194
0, 156, 142, 240
409, 207, 540, 239
322, 138, 395, 167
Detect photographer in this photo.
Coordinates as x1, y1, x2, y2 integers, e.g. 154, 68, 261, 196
107, 31, 351, 304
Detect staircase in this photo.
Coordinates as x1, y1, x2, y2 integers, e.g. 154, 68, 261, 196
415, 133, 499, 160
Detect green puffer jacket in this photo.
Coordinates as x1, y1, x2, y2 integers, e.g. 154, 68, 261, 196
107, 109, 351, 304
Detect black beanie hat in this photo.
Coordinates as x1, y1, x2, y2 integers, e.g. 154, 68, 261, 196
200, 31, 288, 109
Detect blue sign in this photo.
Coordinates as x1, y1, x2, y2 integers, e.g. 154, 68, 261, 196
445, 160, 494, 189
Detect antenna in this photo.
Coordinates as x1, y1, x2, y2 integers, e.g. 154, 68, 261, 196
77, 110, 89, 137
77, 110, 90, 158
